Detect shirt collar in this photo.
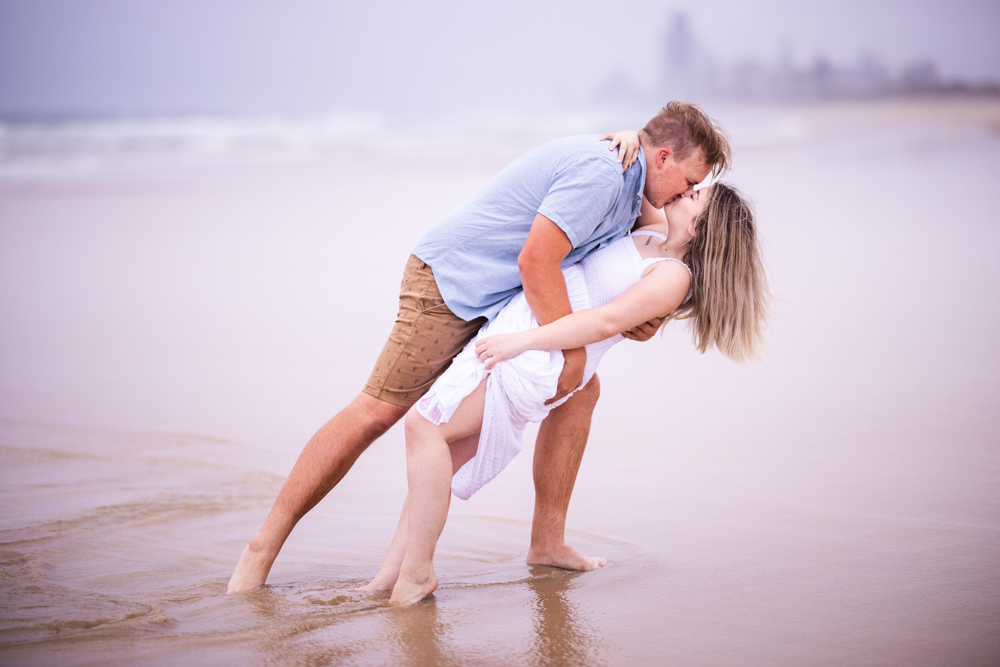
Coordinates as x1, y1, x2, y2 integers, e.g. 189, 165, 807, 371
629, 146, 647, 218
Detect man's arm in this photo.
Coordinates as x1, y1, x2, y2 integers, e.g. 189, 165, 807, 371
518, 213, 587, 405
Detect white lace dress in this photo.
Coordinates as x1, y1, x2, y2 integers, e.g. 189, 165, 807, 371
416, 230, 691, 499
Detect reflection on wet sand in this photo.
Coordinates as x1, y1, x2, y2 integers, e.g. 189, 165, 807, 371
372, 565, 605, 667
527, 567, 603, 667
386, 599, 459, 667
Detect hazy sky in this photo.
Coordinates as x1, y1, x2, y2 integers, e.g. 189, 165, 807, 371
0, 0, 997, 116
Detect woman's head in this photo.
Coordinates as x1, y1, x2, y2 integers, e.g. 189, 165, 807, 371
666, 182, 770, 363
663, 185, 711, 246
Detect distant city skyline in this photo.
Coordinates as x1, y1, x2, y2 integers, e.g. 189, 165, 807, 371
0, 0, 998, 116
643, 12, 999, 102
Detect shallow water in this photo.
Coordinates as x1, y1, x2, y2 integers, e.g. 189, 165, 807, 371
2, 100, 999, 665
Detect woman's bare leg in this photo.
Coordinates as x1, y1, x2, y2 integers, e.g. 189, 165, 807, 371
359, 494, 412, 591
362, 430, 480, 592
390, 381, 487, 605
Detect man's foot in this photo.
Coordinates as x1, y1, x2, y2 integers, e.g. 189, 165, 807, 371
225, 542, 276, 594
527, 542, 608, 571
389, 568, 437, 606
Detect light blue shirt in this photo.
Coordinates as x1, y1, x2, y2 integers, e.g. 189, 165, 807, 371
413, 135, 646, 322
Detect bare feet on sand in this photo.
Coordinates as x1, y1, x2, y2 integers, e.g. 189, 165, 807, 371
389, 568, 438, 606
357, 565, 402, 592
526, 543, 607, 571
225, 543, 275, 594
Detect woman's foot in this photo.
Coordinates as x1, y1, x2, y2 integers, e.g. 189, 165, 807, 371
357, 566, 401, 592
226, 542, 276, 594
358, 496, 410, 592
527, 542, 607, 571
389, 568, 438, 606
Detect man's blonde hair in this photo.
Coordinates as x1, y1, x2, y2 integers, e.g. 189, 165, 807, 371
640, 101, 732, 177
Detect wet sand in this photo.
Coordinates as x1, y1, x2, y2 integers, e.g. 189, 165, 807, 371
1, 99, 999, 665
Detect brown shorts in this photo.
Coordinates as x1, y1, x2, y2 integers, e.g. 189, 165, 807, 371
362, 255, 487, 408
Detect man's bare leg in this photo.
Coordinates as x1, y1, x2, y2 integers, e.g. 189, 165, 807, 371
226, 392, 408, 594
527, 374, 607, 571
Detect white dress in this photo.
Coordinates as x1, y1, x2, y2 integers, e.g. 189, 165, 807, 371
416, 230, 691, 499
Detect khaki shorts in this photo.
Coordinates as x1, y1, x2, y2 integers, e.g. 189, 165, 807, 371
363, 255, 487, 408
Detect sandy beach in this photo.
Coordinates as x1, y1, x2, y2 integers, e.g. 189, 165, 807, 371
1, 98, 999, 666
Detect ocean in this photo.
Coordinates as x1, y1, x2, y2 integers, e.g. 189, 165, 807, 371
1, 99, 999, 666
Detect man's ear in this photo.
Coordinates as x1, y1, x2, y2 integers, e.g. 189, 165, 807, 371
657, 146, 673, 167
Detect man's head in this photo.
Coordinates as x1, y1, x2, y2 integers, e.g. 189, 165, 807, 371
640, 101, 732, 208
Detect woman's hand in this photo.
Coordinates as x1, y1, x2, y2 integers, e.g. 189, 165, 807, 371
599, 130, 640, 171
475, 332, 531, 370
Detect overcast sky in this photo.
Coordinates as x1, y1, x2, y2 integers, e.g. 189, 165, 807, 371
0, 0, 997, 116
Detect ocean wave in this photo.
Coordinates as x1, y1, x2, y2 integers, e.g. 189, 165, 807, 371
0, 111, 612, 180
0, 491, 278, 549
2, 101, 997, 182
0, 111, 598, 162
0, 604, 176, 646
0, 114, 385, 159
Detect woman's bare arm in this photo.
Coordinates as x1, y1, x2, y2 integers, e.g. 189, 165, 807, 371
599, 130, 640, 171
475, 261, 690, 369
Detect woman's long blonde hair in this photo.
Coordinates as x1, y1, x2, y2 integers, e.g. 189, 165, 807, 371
666, 182, 770, 362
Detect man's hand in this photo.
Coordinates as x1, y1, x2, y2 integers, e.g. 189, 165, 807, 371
546, 347, 586, 405
622, 316, 664, 342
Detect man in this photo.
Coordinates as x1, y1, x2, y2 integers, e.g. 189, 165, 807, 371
227, 101, 731, 593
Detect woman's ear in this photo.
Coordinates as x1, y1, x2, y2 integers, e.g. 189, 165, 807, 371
686, 220, 699, 240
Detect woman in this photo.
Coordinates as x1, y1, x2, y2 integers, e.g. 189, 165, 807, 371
363, 144, 770, 605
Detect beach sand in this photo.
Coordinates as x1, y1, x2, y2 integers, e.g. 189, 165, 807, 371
1, 98, 999, 666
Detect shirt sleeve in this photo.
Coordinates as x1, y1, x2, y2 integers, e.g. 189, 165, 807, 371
536, 157, 622, 248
